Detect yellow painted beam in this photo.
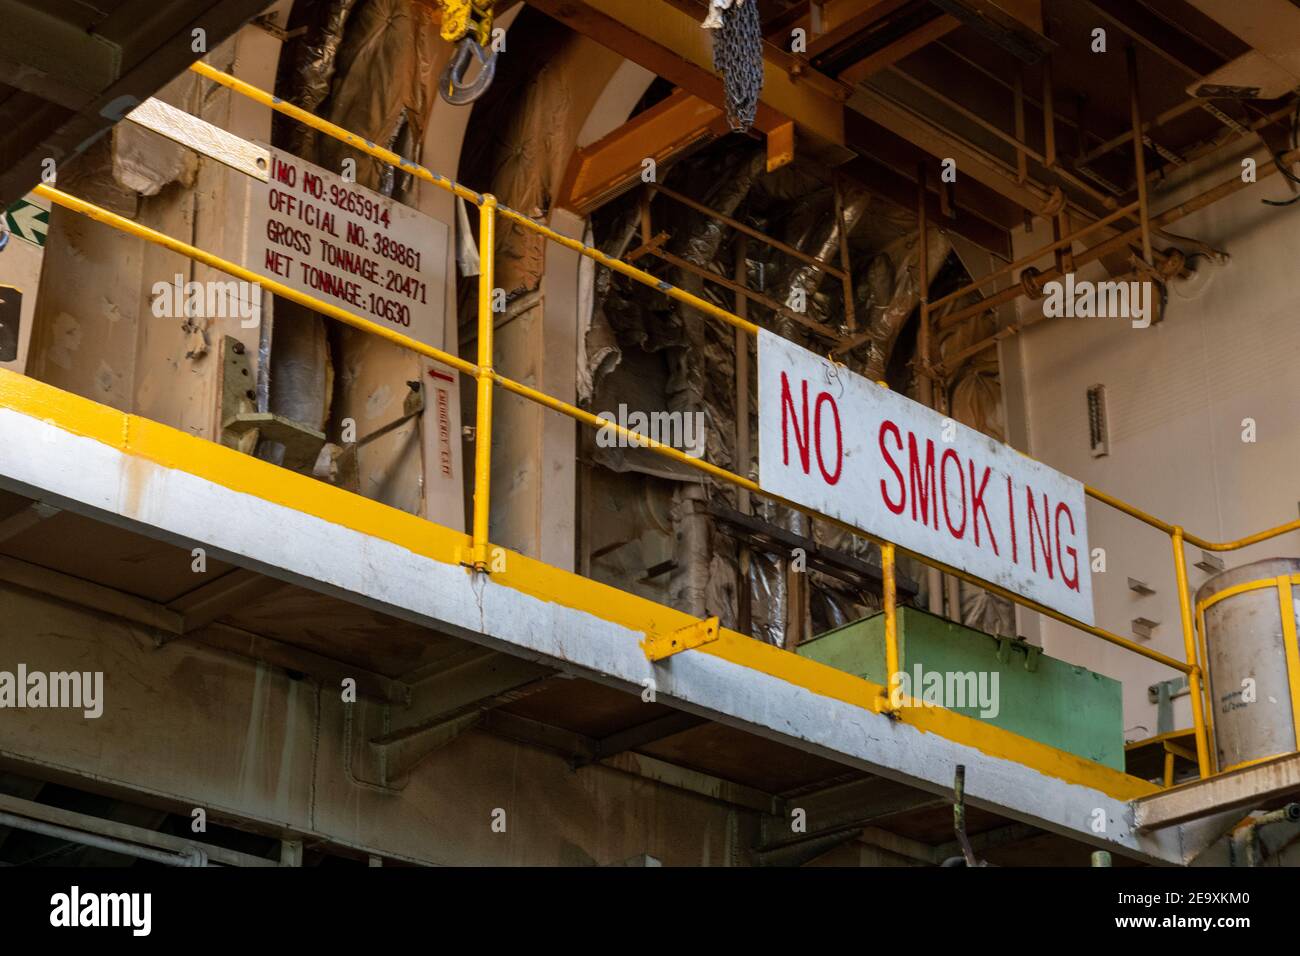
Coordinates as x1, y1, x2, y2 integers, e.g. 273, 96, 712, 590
0, 368, 1159, 803
644, 615, 720, 662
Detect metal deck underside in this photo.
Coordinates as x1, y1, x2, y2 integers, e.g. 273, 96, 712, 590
0, 370, 1242, 865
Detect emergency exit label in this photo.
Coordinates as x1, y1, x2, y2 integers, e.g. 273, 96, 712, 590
757, 330, 1094, 624
246, 147, 446, 347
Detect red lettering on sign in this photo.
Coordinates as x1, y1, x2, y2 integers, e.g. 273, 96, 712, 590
1026, 487, 1054, 579
814, 391, 842, 485
1007, 475, 1018, 564
940, 448, 967, 539
907, 433, 939, 530
969, 462, 998, 555
780, 372, 810, 474
781, 373, 842, 486
1055, 501, 1080, 592
879, 420, 905, 515
271, 157, 296, 187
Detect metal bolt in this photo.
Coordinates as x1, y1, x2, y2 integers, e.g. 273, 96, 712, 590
232, 341, 246, 355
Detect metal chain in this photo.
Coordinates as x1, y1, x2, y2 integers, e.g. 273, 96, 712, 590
711, 0, 763, 133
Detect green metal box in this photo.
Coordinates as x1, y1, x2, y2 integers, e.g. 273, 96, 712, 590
797, 607, 1125, 770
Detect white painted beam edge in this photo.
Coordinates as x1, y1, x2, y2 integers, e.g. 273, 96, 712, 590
125, 97, 270, 183
0, 408, 1186, 863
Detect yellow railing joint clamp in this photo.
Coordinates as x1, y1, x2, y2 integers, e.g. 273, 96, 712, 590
643, 616, 720, 662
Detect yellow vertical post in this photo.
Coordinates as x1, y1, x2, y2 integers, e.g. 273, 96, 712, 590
471, 195, 497, 570
882, 542, 901, 713
1172, 528, 1211, 777
1275, 575, 1300, 754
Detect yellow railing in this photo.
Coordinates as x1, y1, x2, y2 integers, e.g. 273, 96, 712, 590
26, 60, 1300, 787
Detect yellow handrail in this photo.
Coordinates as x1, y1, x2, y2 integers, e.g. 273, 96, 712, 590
31, 60, 1300, 784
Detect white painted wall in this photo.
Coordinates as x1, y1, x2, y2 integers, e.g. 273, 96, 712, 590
1005, 142, 1300, 738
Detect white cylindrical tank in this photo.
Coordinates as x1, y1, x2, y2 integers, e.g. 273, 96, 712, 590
1196, 558, 1300, 772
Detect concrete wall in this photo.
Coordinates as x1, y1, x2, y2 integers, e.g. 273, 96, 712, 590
1005, 142, 1300, 739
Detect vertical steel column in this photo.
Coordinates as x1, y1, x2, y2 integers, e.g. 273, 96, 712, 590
471, 195, 498, 570
1172, 527, 1211, 777
1275, 575, 1300, 754
834, 179, 857, 333
882, 540, 900, 713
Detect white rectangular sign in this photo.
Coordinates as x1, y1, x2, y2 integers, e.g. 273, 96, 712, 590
758, 330, 1094, 624
246, 148, 447, 348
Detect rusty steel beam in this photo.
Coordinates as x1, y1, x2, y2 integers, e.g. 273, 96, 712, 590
847, 84, 1053, 213
837, 13, 961, 85
1081, 0, 1229, 79
929, 0, 1050, 62
928, 142, 1300, 369
540, 0, 1067, 217
1135, 753, 1300, 831
794, 0, 916, 58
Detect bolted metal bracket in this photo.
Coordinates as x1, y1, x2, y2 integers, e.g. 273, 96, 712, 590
221, 336, 324, 472
643, 616, 720, 662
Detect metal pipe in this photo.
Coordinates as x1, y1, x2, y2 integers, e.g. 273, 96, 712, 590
470, 197, 497, 570
1081, 97, 1203, 166
1172, 528, 1212, 778
936, 142, 1300, 334
1127, 45, 1154, 266
639, 244, 839, 341
0, 810, 207, 866
650, 182, 847, 278
928, 200, 1140, 311
890, 65, 1047, 164
496, 204, 762, 338
833, 180, 857, 332
952, 764, 979, 866
1186, 519, 1300, 553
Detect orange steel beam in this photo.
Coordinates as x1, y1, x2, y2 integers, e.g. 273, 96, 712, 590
557, 89, 727, 216
528, 0, 846, 148
536, 0, 1056, 217
780, 0, 915, 57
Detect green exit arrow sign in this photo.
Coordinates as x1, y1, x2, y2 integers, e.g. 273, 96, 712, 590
4, 198, 49, 248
